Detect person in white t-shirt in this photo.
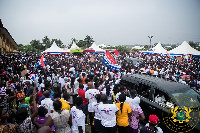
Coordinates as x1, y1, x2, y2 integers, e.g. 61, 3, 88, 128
59, 76, 65, 90
41, 90, 54, 117
71, 97, 85, 133
85, 82, 100, 131
91, 94, 103, 133
98, 94, 119, 133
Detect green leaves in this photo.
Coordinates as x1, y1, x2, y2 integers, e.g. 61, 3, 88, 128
68, 35, 95, 49
18, 36, 65, 53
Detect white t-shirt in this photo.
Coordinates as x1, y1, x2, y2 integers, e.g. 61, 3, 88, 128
98, 104, 118, 127
41, 98, 54, 117
125, 96, 133, 104
85, 89, 100, 112
74, 78, 79, 95
71, 106, 85, 133
59, 77, 65, 90
91, 102, 103, 120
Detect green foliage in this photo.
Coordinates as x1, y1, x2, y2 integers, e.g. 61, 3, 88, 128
52, 39, 65, 48
77, 40, 86, 48
141, 45, 149, 51
189, 41, 197, 48
102, 46, 115, 49
171, 45, 177, 49
18, 44, 37, 52
116, 45, 129, 52
154, 43, 158, 47
131, 48, 139, 52
42, 36, 51, 49
18, 36, 66, 53
166, 47, 173, 51
84, 35, 94, 48
68, 35, 94, 49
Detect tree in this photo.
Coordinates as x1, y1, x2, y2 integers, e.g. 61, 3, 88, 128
132, 48, 139, 52
77, 40, 86, 48
116, 45, 129, 52
154, 43, 158, 47
42, 36, 51, 49
84, 35, 94, 48
189, 41, 197, 48
52, 39, 65, 48
19, 45, 37, 52
166, 47, 173, 51
30, 40, 44, 51
142, 45, 149, 50
71, 38, 78, 43
67, 38, 78, 49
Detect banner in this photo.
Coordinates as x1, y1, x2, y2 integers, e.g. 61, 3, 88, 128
102, 51, 121, 71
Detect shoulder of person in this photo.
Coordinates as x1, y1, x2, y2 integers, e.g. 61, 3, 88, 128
62, 109, 70, 115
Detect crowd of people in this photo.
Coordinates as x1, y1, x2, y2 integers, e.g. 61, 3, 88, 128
0, 51, 200, 133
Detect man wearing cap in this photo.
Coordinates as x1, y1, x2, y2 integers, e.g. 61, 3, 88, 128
140, 115, 163, 133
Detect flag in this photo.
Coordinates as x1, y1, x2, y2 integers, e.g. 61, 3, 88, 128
166, 51, 170, 58
35, 62, 40, 68
115, 49, 119, 60
29, 74, 38, 81
102, 51, 121, 71
190, 55, 192, 63
40, 55, 46, 67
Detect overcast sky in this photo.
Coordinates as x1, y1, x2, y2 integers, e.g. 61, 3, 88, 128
0, 0, 200, 46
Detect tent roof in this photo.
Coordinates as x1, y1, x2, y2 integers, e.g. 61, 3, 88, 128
43, 43, 66, 54
152, 43, 167, 54
89, 42, 105, 52
169, 41, 200, 55
63, 48, 70, 53
70, 41, 81, 50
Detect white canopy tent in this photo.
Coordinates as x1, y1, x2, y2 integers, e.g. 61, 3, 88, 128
152, 43, 167, 54
168, 41, 200, 55
70, 41, 81, 50
69, 41, 83, 53
42, 43, 66, 54
89, 42, 105, 53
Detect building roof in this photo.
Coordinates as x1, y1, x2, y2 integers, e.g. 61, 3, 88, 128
0, 19, 18, 49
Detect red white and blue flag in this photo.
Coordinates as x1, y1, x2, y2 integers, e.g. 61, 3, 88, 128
40, 55, 46, 67
35, 55, 46, 68
29, 74, 38, 81
102, 51, 121, 71
114, 49, 119, 60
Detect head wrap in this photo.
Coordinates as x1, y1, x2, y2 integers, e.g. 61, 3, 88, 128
149, 115, 159, 124
17, 91, 25, 100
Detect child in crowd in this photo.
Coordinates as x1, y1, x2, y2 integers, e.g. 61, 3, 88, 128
36, 106, 55, 132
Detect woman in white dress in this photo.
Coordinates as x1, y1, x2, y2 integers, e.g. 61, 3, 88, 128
34, 100, 72, 133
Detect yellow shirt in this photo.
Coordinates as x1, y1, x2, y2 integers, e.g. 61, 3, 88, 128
116, 103, 132, 127
60, 98, 70, 111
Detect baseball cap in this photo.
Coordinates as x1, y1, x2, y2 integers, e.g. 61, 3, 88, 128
149, 115, 159, 124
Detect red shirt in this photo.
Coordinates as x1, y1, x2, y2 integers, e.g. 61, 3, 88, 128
38, 91, 43, 99
78, 89, 88, 105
